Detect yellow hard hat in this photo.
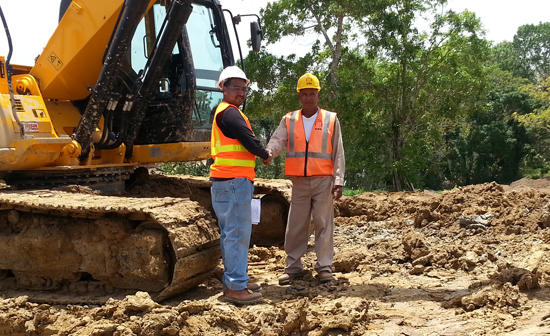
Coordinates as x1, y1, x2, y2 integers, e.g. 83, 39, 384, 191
296, 73, 321, 92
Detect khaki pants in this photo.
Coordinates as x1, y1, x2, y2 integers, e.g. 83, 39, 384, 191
284, 176, 334, 274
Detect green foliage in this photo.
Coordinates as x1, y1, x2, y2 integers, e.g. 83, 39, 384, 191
444, 114, 524, 185
243, 51, 315, 120
492, 42, 523, 77
261, 0, 360, 98
342, 188, 364, 196
332, 5, 491, 190
253, 152, 287, 179
330, 53, 394, 190
158, 161, 210, 176
520, 165, 550, 179
514, 76, 550, 171
514, 22, 550, 81
442, 66, 536, 186
241, 1, 550, 191
261, 0, 355, 47
492, 22, 550, 82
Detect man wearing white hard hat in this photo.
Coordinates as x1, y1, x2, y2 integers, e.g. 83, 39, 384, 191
264, 73, 345, 285
209, 66, 271, 305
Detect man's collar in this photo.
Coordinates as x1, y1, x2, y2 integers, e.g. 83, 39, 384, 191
300, 107, 320, 118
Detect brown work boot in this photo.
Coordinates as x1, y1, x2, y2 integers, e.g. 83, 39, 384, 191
247, 282, 262, 292
318, 271, 334, 283
223, 288, 263, 305
278, 271, 306, 285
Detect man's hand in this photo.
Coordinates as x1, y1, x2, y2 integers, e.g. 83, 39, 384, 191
263, 149, 273, 165
332, 185, 343, 200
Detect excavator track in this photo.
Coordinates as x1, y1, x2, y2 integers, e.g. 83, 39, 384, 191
1, 166, 135, 194
0, 189, 220, 302
0, 174, 292, 303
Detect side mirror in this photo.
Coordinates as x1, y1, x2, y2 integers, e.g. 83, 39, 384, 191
250, 21, 263, 52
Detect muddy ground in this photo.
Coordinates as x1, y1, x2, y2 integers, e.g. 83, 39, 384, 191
3, 175, 550, 335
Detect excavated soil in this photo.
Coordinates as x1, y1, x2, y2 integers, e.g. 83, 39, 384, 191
3, 175, 550, 335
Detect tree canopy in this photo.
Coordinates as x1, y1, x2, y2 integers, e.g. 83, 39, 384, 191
241, 2, 550, 191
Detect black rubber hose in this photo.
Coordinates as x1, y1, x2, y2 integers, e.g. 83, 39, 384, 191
59, 0, 72, 22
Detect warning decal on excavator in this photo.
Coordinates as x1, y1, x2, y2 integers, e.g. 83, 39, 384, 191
150, 147, 162, 157
22, 122, 39, 133
48, 52, 63, 71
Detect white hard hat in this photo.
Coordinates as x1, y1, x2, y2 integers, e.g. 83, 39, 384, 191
217, 66, 250, 90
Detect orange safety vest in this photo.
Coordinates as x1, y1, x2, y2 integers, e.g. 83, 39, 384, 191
284, 109, 336, 177
210, 102, 257, 181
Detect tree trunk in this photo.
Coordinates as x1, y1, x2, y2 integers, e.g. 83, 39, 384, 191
391, 121, 404, 191
393, 169, 403, 192
329, 15, 344, 101
311, 9, 343, 101
392, 58, 409, 191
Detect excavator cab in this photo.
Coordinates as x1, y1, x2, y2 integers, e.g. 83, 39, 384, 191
129, 1, 229, 144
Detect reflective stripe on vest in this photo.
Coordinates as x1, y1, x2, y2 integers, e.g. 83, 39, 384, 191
210, 102, 257, 180
285, 109, 336, 176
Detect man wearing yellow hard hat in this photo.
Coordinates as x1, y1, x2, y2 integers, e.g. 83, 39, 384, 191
264, 73, 345, 285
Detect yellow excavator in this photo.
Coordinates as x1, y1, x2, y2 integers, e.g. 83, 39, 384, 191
0, 0, 289, 301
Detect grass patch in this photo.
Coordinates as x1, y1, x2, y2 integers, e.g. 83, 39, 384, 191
158, 161, 210, 176
342, 188, 364, 196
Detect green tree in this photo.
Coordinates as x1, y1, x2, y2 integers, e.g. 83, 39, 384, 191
513, 22, 550, 81
342, 6, 491, 190
492, 22, 550, 82
513, 76, 550, 174
244, 51, 316, 119
246, 0, 492, 190
261, 0, 356, 100
486, 22, 550, 178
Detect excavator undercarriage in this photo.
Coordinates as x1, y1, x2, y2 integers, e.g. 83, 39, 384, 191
0, 189, 220, 302
0, 174, 290, 301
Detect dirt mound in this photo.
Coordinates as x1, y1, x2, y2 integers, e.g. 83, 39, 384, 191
3, 179, 550, 335
507, 176, 550, 191
337, 182, 550, 235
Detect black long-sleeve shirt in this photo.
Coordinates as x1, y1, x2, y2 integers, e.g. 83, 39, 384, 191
215, 106, 269, 161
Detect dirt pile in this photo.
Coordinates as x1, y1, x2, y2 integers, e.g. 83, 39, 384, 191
2, 178, 550, 335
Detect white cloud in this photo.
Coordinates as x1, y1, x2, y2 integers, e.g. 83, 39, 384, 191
447, 0, 550, 44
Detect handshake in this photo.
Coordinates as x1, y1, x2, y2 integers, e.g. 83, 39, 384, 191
262, 148, 273, 165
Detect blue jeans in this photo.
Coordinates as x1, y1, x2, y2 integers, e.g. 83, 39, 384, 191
211, 177, 254, 291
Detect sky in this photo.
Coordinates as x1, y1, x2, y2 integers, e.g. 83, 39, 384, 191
1, 0, 549, 66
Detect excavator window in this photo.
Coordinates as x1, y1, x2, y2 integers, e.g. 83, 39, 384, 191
188, 4, 222, 90
130, 3, 179, 74
127, 1, 229, 143
187, 3, 224, 130
129, 2, 224, 130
